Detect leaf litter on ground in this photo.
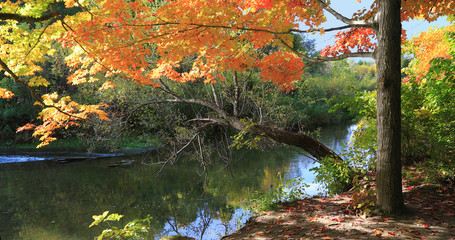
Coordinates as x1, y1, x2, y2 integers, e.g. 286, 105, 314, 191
223, 182, 455, 239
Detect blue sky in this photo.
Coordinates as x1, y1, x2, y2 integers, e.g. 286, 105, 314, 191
302, 0, 452, 51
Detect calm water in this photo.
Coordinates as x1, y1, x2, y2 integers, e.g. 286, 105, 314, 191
0, 124, 355, 240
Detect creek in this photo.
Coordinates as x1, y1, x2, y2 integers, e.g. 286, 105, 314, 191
0, 124, 355, 240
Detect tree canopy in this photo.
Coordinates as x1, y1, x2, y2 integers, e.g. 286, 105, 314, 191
0, 0, 452, 145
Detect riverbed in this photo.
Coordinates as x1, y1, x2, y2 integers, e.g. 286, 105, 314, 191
0, 124, 355, 240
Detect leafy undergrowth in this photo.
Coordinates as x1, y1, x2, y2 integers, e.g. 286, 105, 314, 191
223, 173, 455, 239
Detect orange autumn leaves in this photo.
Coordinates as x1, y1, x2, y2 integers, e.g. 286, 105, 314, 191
60, 0, 324, 89
401, 0, 455, 22
16, 92, 109, 148
320, 28, 377, 57
404, 24, 455, 75
4, 0, 455, 147
257, 52, 305, 91
0, 87, 14, 99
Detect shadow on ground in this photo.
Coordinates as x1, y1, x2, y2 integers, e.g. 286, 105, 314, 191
223, 185, 455, 239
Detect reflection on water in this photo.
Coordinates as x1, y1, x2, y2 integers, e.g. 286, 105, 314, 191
285, 124, 356, 196
0, 124, 354, 240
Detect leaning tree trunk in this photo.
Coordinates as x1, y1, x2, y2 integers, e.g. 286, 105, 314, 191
145, 98, 343, 162
375, 0, 404, 214
225, 117, 342, 162
248, 124, 341, 161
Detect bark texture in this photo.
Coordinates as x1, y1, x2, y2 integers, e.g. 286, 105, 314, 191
375, 0, 404, 214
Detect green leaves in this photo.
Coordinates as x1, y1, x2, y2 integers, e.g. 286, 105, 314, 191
311, 156, 356, 194
89, 211, 124, 228
229, 120, 262, 150
90, 211, 151, 240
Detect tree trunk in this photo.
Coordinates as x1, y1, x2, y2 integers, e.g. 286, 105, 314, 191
248, 124, 341, 161
225, 117, 342, 162
375, 0, 404, 214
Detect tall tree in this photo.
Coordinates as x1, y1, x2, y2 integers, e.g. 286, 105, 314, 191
374, 0, 404, 214
1, 0, 454, 214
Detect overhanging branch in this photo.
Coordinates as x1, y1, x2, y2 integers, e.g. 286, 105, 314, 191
0, 58, 44, 104
0, 11, 59, 22
291, 25, 366, 34
277, 37, 375, 63
314, 0, 376, 27
0, 58, 84, 120
127, 21, 364, 36
125, 95, 342, 162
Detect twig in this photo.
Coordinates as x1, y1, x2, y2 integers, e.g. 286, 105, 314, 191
23, 20, 52, 61
0, 58, 84, 120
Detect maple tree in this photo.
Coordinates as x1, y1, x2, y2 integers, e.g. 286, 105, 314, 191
401, 26, 455, 175
1, 0, 455, 214
403, 24, 455, 75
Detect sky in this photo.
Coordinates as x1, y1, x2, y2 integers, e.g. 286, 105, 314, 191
302, 0, 452, 52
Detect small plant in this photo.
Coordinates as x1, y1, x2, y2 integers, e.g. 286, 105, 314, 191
243, 175, 309, 214
350, 171, 376, 215
90, 211, 151, 240
311, 156, 356, 194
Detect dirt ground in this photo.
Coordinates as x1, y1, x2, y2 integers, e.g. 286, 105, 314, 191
222, 185, 455, 239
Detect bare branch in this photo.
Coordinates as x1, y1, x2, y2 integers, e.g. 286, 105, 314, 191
291, 25, 363, 34
157, 79, 180, 98
143, 98, 230, 119
120, 93, 342, 162
75, 0, 95, 20
155, 121, 217, 174
128, 21, 292, 35
23, 20, 52, 61
196, 135, 209, 176
314, 0, 376, 27
186, 118, 226, 126
210, 84, 221, 107
306, 51, 375, 62
285, 145, 318, 163
232, 71, 240, 118
170, 132, 199, 161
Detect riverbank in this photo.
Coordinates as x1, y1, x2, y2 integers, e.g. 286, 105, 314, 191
0, 136, 155, 151
223, 182, 455, 239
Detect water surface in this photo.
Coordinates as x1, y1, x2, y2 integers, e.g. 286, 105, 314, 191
0, 124, 354, 239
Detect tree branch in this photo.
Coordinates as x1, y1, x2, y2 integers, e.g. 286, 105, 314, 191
0, 12, 59, 22
138, 98, 230, 119
151, 120, 218, 173
210, 84, 221, 108
0, 58, 84, 120
291, 25, 363, 34
157, 79, 180, 98
233, 71, 240, 118
23, 20, 52, 61
314, 0, 376, 27
277, 37, 375, 62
